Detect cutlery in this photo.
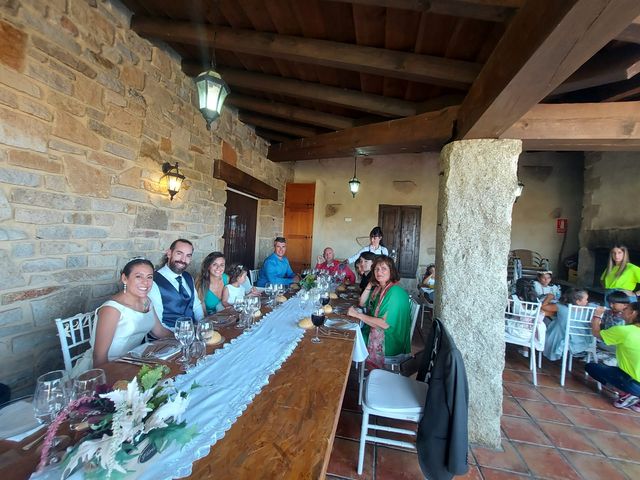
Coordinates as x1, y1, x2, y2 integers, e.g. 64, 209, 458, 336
122, 356, 161, 364
21, 430, 46, 451
115, 358, 147, 366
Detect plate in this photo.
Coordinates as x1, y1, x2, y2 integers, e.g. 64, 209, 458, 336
207, 313, 237, 327
129, 340, 181, 360
0, 399, 39, 439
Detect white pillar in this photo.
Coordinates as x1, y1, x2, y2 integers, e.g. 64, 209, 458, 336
435, 139, 522, 447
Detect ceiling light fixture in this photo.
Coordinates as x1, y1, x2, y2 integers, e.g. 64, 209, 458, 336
348, 156, 361, 198
194, 46, 230, 130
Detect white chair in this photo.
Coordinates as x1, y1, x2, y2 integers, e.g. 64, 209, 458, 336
55, 312, 96, 373
249, 269, 260, 286
561, 304, 598, 387
357, 368, 428, 474
358, 297, 421, 404
504, 298, 542, 386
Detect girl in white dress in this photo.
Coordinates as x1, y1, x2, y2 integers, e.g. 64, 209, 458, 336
222, 264, 257, 308
92, 258, 172, 367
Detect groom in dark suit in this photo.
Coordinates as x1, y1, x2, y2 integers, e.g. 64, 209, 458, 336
148, 238, 204, 329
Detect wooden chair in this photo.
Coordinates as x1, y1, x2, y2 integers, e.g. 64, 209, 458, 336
55, 312, 96, 373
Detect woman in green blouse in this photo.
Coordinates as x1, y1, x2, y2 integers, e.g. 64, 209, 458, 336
601, 245, 640, 297
348, 256, 411, 369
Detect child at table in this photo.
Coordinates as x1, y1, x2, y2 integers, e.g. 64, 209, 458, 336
222, 264, 258, 308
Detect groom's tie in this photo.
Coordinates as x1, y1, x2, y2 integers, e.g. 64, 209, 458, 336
175, 276, 190, 300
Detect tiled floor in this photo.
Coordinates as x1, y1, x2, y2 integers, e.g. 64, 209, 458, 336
327, 343, 640, 479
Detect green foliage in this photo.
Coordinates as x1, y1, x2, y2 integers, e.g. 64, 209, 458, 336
300, 274, 317, 290
137, 364, 169, 392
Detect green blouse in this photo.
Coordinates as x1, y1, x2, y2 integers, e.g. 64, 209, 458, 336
601, 263, 640, 291
362, 284, 411, 357
204, 273, 229, 314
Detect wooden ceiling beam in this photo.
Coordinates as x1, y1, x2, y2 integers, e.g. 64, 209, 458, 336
227, 94, 357, 130
552, 44, 640, 95
501, 101, 640, 151
330, 0, 520, 22
267, 106, 458, 162
132, 16, 481, 89
254, 128, 296, 144
456, 0, 640, 139
616, 16, 640, 44
182, 63, 417, 117
238, 112, 323, 138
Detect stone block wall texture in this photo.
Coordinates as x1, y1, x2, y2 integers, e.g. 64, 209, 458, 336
435, 139, 521, 448
0, 0, 292, 396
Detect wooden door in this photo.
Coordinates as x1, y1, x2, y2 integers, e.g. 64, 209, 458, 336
224, 190, 257, 269
378, 205, 421, 278
284, 183, 315, 273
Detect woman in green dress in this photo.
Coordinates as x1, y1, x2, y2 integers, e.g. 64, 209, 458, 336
196, 251, 229, 315
348, 255, 411, 369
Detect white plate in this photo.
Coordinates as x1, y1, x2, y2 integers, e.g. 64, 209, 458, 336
128, 341, 181, 361
0, 399, 39, 439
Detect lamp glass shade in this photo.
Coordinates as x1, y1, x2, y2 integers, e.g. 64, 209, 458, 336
349, 177, 360, 197
195, 69, 230, 129
167, 174, 184, 197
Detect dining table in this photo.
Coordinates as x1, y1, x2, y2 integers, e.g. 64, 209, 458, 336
0, 288, 361, 480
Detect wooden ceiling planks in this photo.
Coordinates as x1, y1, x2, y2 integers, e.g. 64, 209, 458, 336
352, 3, 386, 97
382, 8, 420, 100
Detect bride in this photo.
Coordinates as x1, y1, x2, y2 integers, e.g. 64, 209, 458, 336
91, 257, 172, 367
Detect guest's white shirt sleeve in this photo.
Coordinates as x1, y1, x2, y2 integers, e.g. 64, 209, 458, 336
148, 282, 164, 325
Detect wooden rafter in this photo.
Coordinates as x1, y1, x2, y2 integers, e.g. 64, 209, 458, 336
501, 101, 640, 151
182, 63, 418, 117
456, 0, 640, 139
227, 94, 357, 130
254, 128, 296, 144
616, 16, 640, 44
238, 112, 324, 138
132, 16, 481, 89
268, 107, 458, 162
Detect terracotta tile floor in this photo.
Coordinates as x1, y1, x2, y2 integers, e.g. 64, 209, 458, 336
327, 344, 640, 479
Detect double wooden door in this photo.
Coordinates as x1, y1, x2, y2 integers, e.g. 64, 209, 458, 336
378, 205, 421, 278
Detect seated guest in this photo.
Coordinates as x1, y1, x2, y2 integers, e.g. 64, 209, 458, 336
543, 289, 591, 361
222, 264, 258, 308
586, 302, 640, 411
346, 226, 389, 264
315, 247, 356, 284
196, 251, 228, 315
595, 290, 631, 330
256, 237, 300, 287
348, 256, 411, 369
420, 264, 436, 301
91, 258, 172, 368
533, 271, 561, 307
149, 239, 204, 328
357, 251, 376, 293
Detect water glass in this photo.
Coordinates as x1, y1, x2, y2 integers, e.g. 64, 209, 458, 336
198, 320, 214, 344
33, 370, 70, 425
174, 317, 195, 371
73, 368, 106, 399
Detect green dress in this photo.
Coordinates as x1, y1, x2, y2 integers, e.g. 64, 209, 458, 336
204, 273, 229, 314
362, 284, 411, 357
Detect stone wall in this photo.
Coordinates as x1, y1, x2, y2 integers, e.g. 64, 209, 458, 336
0, 0, 291, 397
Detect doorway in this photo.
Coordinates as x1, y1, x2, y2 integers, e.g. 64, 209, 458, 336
224, 190, 257, 269
284, 183, 315, 273
378, 205, 421, 278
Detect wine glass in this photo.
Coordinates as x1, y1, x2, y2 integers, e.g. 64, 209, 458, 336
190, 324, 207, 366
174, 317, 195, 371
72, 368, 106, 400
234, 297, 247, 328
311, 307, 326, 344
198, 320, 214, 344
320, 291, 330, 306
34, 370, 70, 426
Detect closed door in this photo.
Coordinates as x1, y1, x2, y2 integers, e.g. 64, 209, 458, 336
224, 190, 257, 269
284, 183, 315, 273
378, 205, 421, 278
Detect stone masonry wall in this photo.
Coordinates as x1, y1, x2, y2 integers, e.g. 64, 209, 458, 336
0, 0, 292, 397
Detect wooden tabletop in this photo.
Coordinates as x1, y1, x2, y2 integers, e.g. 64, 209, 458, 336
0, 296, 356, 480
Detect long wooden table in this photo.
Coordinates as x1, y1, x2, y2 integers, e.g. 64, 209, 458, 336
0, 298, 356, 480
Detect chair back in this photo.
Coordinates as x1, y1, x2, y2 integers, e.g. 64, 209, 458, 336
249, 269, 260, 286
504, 298, 541, 348
55, 312, 96, 373
564, 304, 597, 351
409, 297, 420, 343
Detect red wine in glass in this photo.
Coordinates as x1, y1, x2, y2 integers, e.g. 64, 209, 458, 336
311, 310, 325, 344
321, 295, 330, 306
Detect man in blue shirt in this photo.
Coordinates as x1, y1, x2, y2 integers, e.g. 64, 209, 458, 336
256, 237, 300, 287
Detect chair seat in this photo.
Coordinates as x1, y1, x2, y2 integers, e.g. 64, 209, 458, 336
364, 369, 428, 414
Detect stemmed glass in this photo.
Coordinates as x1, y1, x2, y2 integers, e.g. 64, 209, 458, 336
174, 317, 195, 371
234, 297, 247, 329
72, 369, 106, 400
311, 307, 326, 344
190, 323, 208, 366
198, 320, 214, 344
264, 283, 274, 306
33, 370, 70, 426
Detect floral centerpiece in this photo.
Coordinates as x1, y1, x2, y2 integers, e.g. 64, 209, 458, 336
38, 365, 197, 479
299, 274, 317, 291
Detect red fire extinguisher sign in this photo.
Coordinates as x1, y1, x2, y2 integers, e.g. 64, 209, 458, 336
556, 218, 568, 234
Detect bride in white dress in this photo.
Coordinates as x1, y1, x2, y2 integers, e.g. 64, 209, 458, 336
92, 258, 172, 367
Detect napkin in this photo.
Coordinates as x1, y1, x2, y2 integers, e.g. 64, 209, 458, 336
0, 399, 40, 440
128, 340, 181, 361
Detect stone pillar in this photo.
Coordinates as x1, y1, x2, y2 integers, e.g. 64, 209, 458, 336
434, 139, 522, 448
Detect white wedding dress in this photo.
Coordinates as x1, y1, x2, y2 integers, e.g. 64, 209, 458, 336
72, 300, 156, 376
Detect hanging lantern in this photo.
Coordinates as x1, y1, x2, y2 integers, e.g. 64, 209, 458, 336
348, 156, 361, 198
162, 162, 185, 201
195, 68, 230, 130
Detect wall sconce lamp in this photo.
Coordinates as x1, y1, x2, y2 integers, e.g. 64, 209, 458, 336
348, 156, 361, 198
515, 180, 524, 202
162, 162, 185, 201
195, 66, 230, 130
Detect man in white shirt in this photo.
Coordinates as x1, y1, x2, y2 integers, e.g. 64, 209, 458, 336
148, 238, 204, 329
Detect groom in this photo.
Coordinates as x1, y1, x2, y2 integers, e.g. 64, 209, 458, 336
149, 238, 204, 329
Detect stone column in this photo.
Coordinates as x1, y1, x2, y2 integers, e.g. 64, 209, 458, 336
434, 139, 522, 448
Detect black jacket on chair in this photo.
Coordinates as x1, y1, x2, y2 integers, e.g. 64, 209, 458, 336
416, 318, 469, 480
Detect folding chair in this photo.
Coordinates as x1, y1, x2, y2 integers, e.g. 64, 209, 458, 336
55, 312, 96, 373
561, 304, 598, 387
504, 298, 542, 385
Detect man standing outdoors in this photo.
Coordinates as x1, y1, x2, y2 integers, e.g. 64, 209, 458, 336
149, 238, 205, 329
315, 247, 356, 284
256, 237, 300, 287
